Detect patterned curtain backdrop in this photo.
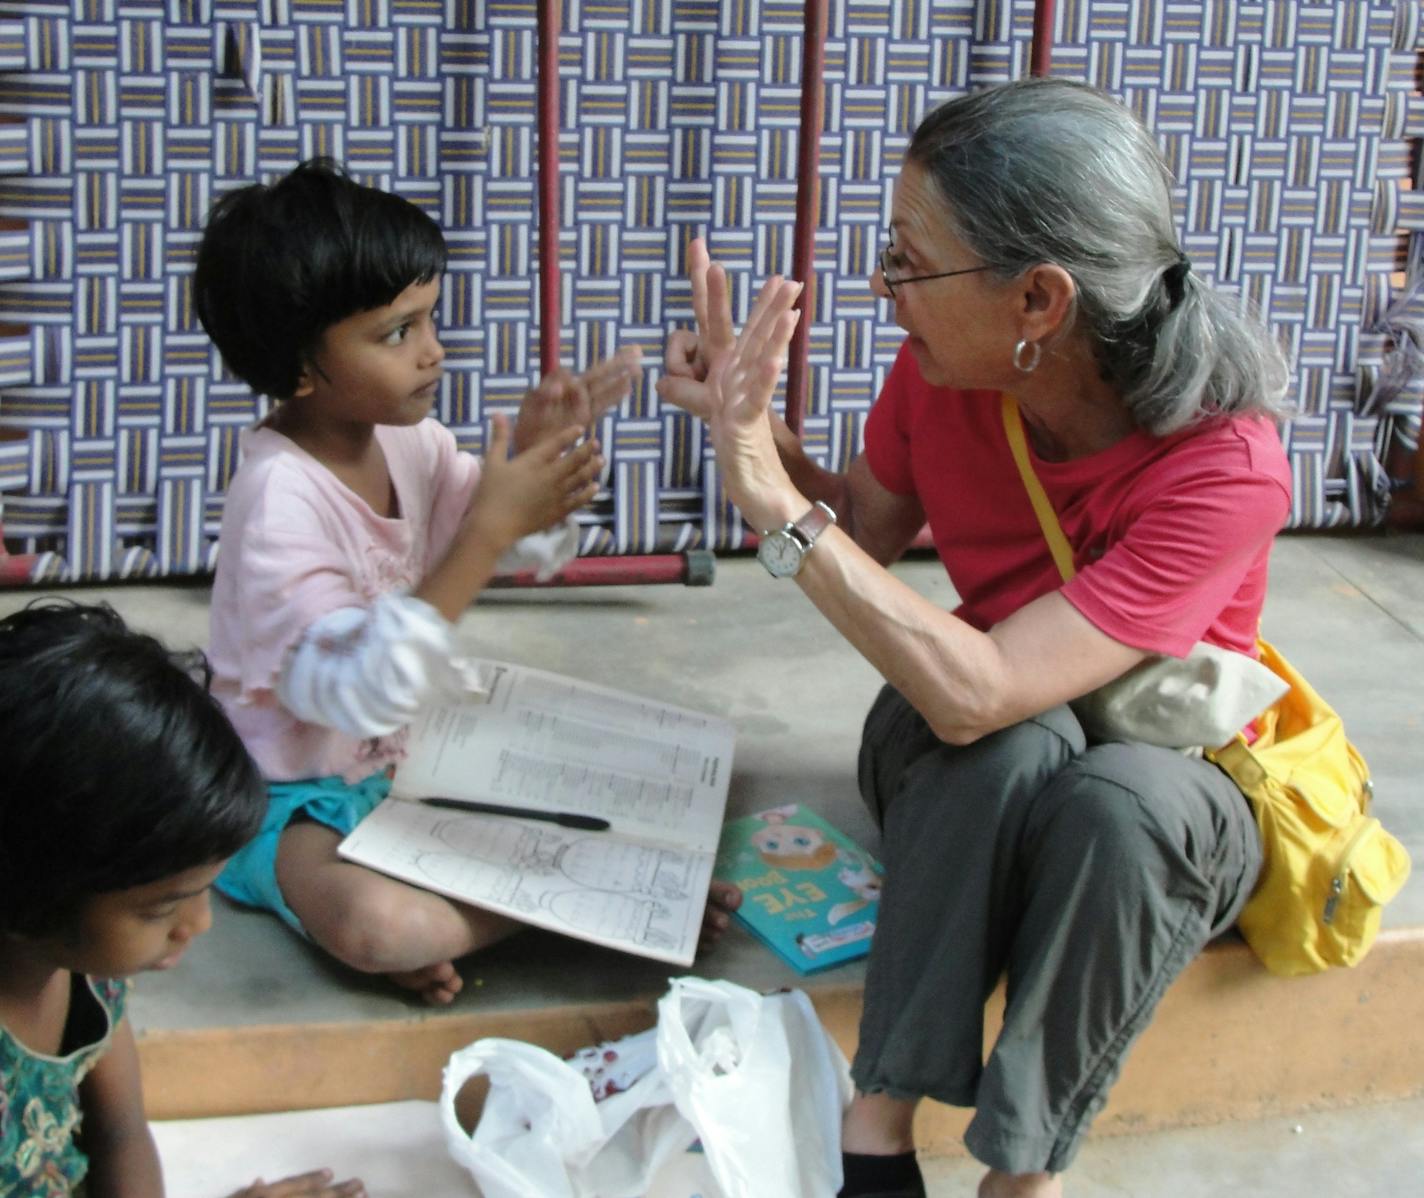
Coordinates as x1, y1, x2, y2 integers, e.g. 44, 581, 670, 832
0, 1, 1420, 582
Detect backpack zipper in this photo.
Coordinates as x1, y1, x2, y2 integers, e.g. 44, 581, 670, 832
1322, 817, 1380, 925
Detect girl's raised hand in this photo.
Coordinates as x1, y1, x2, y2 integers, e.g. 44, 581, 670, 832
224, 1167, 364, 1198
513, 345, 643, 452
464, 413, 602, 550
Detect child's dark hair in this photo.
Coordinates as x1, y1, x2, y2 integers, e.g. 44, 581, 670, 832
193, 157, 448, 399
0, 600, 267, 938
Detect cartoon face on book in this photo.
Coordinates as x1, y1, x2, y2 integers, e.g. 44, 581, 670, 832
751, 814, 838, 871
749, 805, 880, 921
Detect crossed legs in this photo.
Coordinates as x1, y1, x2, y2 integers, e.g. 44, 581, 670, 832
842, 686, 1259, 1192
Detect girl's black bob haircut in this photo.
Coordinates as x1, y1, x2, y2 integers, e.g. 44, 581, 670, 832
0, 600, 267, 938
193, 157, 449, 400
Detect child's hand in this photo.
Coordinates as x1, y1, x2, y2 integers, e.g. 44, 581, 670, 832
223, 1168, 364, 1198
464, 413, 603, 550
513, 346, 642, 453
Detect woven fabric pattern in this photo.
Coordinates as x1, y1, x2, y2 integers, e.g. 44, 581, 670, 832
0, 2, 1420, 582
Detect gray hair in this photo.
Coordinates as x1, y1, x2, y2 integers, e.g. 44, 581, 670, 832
907, 77, 1291, 435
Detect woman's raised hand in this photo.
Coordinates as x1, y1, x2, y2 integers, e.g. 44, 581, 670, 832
662, 238, 736, 399
658, 238, 803, 524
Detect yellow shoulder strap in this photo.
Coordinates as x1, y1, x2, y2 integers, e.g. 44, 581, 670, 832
1000, 394, 1076, 583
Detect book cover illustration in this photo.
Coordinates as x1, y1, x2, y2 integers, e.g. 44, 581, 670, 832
714, 803, 883, 974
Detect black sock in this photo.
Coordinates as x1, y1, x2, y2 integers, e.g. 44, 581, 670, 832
837, 1150, 926, 1198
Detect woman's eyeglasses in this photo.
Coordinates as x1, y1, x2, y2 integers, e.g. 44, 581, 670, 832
878, 245, 991, 298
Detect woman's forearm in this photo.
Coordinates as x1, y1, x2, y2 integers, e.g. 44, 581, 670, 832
791, 525, 1010, 742
769, 411, 849, 514
784, 525, 1143, 744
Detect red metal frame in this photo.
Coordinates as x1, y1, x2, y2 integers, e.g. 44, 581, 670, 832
782, 0, 829, 438
518, 0, 1056, 582
537, 0, 562, 376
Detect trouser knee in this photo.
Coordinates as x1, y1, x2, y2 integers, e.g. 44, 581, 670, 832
858, 685, 1086, 832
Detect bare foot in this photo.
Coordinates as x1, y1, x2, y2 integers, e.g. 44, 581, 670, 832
699, 880, 742, 948
977, 1169, 1062, 1198
386, 960, 463, 1005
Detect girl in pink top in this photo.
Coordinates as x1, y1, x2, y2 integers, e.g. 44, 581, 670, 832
195, 160, 648, 1004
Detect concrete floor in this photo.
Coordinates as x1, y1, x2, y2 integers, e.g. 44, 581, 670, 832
2, 531, 1416, 1031
151, 1094, 1424, 1197
4, 531, 1422, 1193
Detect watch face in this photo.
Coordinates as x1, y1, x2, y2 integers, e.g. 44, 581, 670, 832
757, 529, 804, 578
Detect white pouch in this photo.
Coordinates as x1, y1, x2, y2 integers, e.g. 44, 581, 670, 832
656, 978, 852, 1198
1071, 640, 1289, 751
440, 1028, 696, 1198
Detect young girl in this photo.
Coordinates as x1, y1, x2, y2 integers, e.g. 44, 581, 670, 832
194, 159, 737, 1006
0, 600, 364, 1198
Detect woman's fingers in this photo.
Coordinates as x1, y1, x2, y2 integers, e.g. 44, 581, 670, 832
728, 276, 801, 375
663, 329, 701, 379
656, 372, 714, 417
688, 237, 712, 331
703, 258, 735, 352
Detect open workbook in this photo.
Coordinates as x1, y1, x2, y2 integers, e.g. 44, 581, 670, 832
337, 660, 735, 967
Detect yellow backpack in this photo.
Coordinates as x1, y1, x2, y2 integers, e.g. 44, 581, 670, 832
1205, 640, 1410, 974
1002, 395, 1411, 975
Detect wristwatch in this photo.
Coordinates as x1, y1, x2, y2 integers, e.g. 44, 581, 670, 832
756, 501, 837, 578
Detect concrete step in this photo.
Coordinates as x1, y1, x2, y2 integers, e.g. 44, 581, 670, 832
138, 929, 1424, 1159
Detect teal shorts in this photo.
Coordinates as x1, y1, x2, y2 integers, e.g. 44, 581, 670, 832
215, 771, 392, 937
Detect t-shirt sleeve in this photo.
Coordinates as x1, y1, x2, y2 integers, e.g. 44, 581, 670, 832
227, 484, 371, 700
862, 344, 920, 496
1061, 461, 1290, 657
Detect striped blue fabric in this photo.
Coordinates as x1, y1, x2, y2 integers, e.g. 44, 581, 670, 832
0, 2, 1419, 580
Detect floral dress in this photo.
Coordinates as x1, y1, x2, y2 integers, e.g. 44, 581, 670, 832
1, 975, 127, 1196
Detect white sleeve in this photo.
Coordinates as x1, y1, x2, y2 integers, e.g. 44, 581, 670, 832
277, 592, 489, 739
496, 517, 580, 581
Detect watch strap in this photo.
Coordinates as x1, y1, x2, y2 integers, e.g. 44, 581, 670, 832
791, 500, 836, 547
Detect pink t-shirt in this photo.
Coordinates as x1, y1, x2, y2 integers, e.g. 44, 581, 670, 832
208, 420, 479, 782
863, 343, 1292, 657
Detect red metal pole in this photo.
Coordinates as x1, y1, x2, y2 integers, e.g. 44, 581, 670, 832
784, 0, 828, 438
489, 550, 716, 589
514, 0, 713, 585
1030, 0, 1056, 76
536, 0, 562, 374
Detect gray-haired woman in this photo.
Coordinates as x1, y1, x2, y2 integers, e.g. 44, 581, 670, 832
660, 77, 1292, 1198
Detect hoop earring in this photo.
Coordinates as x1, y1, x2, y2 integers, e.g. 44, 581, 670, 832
1013, 338, 1042, 374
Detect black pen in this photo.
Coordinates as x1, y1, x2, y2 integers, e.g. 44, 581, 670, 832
420, 796, 611, 832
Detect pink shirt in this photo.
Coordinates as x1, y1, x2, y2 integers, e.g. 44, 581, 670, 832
208, 420, 478, 782
863, 343, 1292, 658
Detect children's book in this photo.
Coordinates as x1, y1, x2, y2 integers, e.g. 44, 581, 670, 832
337, 659, 735, 967
714, 803, 883, 974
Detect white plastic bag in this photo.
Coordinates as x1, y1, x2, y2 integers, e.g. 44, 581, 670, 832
441, 977, 851, 1198
440, 1028, 696, 1198
656, 977, 851, 1198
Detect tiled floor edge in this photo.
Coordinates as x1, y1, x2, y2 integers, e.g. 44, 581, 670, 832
138, 934, 1424, 1155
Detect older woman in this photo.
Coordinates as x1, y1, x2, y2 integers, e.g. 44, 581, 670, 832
659, 78, 1291, 1198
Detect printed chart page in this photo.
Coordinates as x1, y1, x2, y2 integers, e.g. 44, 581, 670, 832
339, 661, 736, 965
389, 659, 734, 851
339, 799, 715, 966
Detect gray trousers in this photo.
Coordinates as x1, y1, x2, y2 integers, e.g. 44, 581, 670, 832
851, 686, 1261, 1174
